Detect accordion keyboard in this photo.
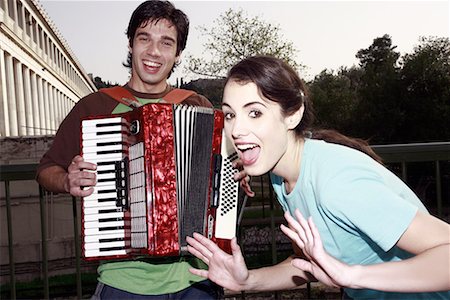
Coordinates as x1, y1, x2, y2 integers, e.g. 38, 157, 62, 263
81, 117, 130, 258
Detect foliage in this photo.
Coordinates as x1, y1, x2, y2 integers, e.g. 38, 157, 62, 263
181, 78, 226, 108
353, 34, 403, 143
308, 34, 450, 144
398, 36, 450, 142
186, 8, 300, 79
308, 67, 363, 134
93, 76, 119, 90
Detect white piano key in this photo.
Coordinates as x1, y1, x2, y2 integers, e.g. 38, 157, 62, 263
83, 205, 122, 215
83, 152, 125, 161
84, 220, 125, 229
87, 183, 117, 194
84, 191, 117, 201
82, 117, 125, 127
84, 227, 126, 236
82, 144, 128, 153
82, 135, 128, 146
84, 212, 125, 222
96, 164, 117, 172
96, 172, 118, 181
84, 248, 128, 258
84, 240, 127, 250
82, 124, 128, 134
83, 199, 118, 208
83, 231, 125, 243
82, 132, 128, 142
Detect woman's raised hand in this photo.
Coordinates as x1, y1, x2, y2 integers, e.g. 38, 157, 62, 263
281, 209, 354, 289
187, 233, 250, 292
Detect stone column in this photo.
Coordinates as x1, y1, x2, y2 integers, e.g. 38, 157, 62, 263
5, 53, 18, 136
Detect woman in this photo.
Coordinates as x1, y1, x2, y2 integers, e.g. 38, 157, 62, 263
186, 56, 450, 299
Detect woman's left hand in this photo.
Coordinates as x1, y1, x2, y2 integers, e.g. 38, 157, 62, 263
281, 209, 354, 289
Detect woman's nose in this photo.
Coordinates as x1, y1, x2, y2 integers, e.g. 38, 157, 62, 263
230, 117, 248, 139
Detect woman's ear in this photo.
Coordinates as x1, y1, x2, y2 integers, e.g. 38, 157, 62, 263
286, 105, 305, 130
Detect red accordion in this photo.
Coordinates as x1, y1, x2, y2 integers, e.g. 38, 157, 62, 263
80, 103, 240, 260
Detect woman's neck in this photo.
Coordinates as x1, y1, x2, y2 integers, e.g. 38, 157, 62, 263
273, 136, 305, 194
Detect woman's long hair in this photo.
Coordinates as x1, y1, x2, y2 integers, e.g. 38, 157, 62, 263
226, 55, 382, 164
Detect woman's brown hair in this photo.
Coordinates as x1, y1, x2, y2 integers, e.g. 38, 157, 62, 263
225, 55, 382, 164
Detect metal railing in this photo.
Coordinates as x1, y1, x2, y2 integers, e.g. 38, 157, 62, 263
1, 142, 449, 299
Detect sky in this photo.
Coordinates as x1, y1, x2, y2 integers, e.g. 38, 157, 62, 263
39, 0, 450, 85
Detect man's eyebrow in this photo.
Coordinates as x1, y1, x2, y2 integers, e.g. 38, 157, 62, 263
161, 35, 176, 43
135, 31, 149, 38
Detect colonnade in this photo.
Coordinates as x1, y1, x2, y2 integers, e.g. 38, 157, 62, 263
1, 0, 96, 137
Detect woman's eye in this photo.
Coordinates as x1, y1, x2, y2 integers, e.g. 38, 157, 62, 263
224, 112, 234, 120
249, 110, 262, 118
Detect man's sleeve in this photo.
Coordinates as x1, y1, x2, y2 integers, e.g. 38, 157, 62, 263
36, 102, 82, 177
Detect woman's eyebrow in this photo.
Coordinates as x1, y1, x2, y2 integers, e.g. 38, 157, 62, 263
222, 100, 267, 109
243, 101, 267, 108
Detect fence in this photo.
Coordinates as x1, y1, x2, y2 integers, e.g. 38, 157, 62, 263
1, 142, 449, 299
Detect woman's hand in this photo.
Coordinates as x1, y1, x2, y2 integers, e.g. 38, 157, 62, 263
281, 209, 354, 289
187, 233, 250, 292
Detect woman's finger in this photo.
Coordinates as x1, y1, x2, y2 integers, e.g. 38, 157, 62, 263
284, 211, 308, 244
294, 209, 314, 244
280, 224, 305, 249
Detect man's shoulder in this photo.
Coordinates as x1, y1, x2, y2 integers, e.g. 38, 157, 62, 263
74, 90, 120, 115
184, 92, 213, 108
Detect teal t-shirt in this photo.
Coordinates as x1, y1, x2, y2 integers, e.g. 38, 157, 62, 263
271, 139, 450, 300
97, 96, 207, 295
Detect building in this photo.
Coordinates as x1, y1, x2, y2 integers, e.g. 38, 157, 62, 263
0, 0, 97, 286
0, 0, 96, 137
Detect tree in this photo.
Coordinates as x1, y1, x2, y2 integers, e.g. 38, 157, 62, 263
308, 67, 363, 135
398, 36, 450, 142
186, 8, 300, 79
93, 76, 118, 89
353, 34, 402, 143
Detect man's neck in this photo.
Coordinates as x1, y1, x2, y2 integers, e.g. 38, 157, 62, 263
127, 79, 168, 94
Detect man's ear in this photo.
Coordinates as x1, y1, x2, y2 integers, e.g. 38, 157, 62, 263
175, 52, 182, 65
286, 105, 305, 130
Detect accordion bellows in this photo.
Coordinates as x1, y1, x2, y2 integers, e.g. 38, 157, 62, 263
81, 103, 240, 260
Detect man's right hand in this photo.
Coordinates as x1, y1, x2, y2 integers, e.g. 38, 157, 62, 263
65, 155, 97, 197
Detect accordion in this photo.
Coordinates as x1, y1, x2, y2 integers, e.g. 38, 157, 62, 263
80, 103, 241, 260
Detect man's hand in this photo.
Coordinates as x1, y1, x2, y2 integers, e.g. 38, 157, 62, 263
233, 159, 255, 197
65, 155, 97, 197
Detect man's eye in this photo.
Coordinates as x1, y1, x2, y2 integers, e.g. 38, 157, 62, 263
249, 110, 262, 118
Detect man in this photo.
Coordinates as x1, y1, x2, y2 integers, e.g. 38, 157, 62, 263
37, 1, 221, 298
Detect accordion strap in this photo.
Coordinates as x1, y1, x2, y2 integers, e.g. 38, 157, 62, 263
99, 86, 195, 108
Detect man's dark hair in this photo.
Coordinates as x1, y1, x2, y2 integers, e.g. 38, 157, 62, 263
123, 0, 189, 76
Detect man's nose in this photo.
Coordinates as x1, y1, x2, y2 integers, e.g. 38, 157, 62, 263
147, 42, 160, 56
